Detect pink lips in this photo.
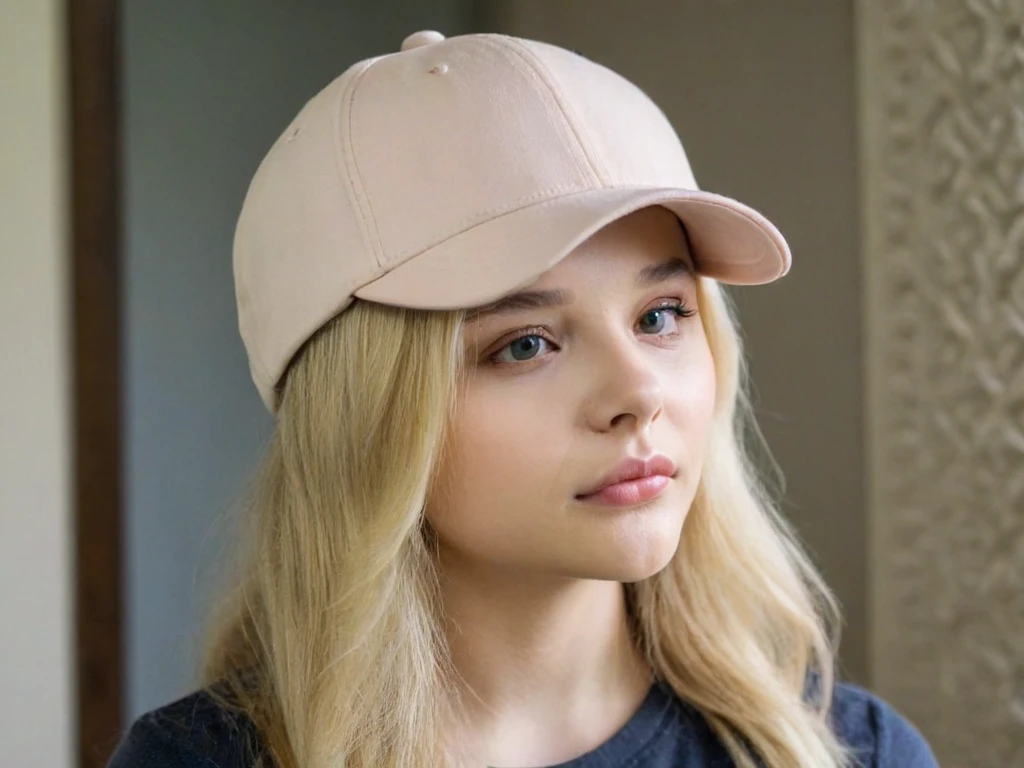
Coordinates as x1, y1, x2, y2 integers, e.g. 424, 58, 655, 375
576, 455, 677, 507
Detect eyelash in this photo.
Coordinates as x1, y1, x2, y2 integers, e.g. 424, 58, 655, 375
486, 300, 697, 366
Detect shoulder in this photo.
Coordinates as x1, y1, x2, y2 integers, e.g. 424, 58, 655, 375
828, 682, 938, 767
107, 686, 260, 768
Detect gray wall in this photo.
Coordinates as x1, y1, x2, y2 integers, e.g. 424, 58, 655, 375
487, 1, 866, 681
122, 0, 473, 718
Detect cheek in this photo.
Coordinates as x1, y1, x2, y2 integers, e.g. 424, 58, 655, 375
667, 343, 717, 460
696, 357, 718, 434
425, 383, 568, 552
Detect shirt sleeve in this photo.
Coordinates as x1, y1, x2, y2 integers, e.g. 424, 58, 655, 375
867, 692, 939, 768
830, 682, 939, 768
106, 714, 196, 767
104, 689, 255, 768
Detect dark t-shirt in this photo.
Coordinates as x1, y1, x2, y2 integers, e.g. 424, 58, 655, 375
107, 678, 938, 767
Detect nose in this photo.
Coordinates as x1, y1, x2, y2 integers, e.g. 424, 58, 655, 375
583, 333, 665, 435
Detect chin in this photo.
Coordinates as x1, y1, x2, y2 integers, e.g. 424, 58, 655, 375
584, 530, 683, 584
605, 499, 689, 581
618, 546, 679, 583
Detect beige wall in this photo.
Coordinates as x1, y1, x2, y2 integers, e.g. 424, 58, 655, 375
860, 1, 1024, 764
488, 0, 867, 682
0, 0, 73, 766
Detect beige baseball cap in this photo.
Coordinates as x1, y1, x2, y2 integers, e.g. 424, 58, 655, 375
234, 30, 791, 412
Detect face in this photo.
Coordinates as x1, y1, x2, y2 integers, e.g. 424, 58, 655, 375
426, 207, 717, 583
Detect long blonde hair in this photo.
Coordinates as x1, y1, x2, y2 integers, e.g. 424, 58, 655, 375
198, 276, 855, 767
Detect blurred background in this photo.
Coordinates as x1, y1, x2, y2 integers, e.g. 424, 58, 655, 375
3, 0, 1021, 766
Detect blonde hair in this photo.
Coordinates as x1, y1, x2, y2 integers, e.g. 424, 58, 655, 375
198, 277, 855, 767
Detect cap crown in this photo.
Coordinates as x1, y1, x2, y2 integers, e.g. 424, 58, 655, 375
234, 33, 702, 410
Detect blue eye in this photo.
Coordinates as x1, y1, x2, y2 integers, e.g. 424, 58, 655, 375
493, 334, 552, 363
639, 309, 666, 334
638, 304, 693, 334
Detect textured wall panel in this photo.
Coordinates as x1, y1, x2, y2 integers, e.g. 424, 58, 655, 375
860, 0, 1024, 764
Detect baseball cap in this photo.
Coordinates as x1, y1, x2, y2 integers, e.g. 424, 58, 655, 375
233, 30, 791, 412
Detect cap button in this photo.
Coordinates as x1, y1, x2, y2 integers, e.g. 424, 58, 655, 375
401, 30, 446, 52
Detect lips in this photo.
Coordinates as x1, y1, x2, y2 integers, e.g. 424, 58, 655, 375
577, 454, 678, 498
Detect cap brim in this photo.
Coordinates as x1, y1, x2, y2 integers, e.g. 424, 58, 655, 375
353, 186, 790, 310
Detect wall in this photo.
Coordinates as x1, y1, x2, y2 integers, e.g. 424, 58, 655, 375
121, 0, 474, 719
860, 1, 1024, 764
0, 0, 73, 764
486, 0, 866, 682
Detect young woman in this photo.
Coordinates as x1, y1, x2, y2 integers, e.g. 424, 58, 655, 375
109, 30, 938, 768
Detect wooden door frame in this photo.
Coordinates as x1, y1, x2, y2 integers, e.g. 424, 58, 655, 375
68, 0, 124, 765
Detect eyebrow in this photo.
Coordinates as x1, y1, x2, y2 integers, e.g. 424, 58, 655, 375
464, 256, 694, 322
637, 255, 695, 286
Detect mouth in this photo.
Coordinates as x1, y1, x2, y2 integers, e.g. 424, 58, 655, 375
575, 454, 677, 507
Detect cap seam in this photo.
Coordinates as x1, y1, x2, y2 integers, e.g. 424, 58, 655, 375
338, 57, 386, 270
428, 182, 782, 260
388, 182, 591, 264
496, 35, 610, 186
366, 185, 785, 290
386, 183, 676, 267
354, 186, 785, 305
476, 36, 596, 186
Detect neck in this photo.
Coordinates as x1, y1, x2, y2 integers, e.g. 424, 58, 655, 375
437, 545, 654, 766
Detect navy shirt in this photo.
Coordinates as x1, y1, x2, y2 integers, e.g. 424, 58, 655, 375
108, 679, 938, 767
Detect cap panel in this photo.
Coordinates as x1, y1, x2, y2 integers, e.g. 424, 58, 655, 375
521, 40, 698, 190
348, 37, 598, 267
233, 63, 381, 409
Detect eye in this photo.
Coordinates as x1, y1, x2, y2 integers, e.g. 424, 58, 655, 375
637, 302, 696, 335
491, 333, 555, 364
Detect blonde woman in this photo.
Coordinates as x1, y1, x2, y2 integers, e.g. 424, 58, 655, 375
109, 30, 937, 768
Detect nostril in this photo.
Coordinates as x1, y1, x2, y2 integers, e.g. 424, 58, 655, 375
429, 63, 449, 75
